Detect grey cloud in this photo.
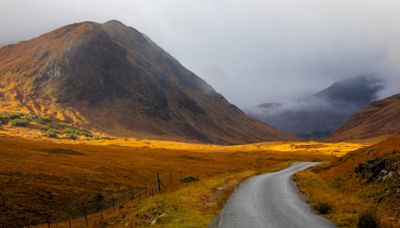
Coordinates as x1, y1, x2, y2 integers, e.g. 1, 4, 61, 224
1, 0, 400, 107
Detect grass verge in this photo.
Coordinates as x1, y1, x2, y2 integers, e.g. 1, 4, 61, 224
295, 170, 369, 227
105, 161, 292, 227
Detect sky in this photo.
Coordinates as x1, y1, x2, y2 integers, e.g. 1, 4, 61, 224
1, 0, 400, 108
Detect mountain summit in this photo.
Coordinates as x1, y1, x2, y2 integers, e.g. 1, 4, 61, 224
0, 20, 292, 144
246, 76, 383, 137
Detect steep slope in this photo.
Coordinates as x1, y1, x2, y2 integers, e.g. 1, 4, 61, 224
330, 94, 400, 140
0, 20, 293, 144
296, 137, 400, 227
246, 76, 383, 137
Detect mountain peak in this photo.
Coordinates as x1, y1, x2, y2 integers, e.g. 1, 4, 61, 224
103, 19, 125, 26
247, 75, 384, 137
0, 21, 294, 144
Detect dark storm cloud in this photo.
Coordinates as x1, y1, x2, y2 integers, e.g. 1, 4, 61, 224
1, 0, 400, 107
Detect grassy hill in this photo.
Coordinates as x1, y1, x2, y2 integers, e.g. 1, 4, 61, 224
296, 137, 400, 227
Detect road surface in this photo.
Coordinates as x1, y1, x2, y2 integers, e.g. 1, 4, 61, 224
215, 162, 335, 228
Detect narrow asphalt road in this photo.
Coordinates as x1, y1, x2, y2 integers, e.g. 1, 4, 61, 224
215, 162, 335, 228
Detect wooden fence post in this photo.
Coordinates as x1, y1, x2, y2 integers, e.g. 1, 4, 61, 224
112, 196, 115, 210
170, 169, 172, 184
68, 218, 72, 228
129, 188, 133, 200
157, 172, 161, 192
83, 206, 89, 227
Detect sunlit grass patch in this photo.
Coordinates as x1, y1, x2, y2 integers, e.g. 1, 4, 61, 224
131, 174, 239, 227
103, 162, 292, 227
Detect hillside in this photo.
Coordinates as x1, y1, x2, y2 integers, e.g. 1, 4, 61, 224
246, 76, 383, 137
0, 20, 293, 144
296, 137, 400, 227
330, 94, 400, 140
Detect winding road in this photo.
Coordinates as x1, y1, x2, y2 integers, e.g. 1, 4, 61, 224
215, 162, 335, 228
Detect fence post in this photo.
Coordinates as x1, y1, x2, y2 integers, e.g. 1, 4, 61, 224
157, 172, 161, 192
129, 188, 133, 200
83, 206, 89, 227
112, 196, 115, 210
170, 169, 172, 184
68, 218, 72, 228
46, 213, 51, 228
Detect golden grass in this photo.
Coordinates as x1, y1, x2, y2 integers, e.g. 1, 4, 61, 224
0, 134, 333, 227
69, 138, 366, 157
0, 121, 371, 227
120, 170, 259, 227
295, 170, 369, 227
98, 162, 292, 227
0, 120, 367, 157
296, 137, 400, 227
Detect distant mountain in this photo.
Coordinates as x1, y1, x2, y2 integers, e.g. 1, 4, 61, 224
0, 20, 294, 144
330, 94, 400, 140
246, 76, 383, 137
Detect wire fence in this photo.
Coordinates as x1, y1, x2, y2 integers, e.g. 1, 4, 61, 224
0, 170, 191, 227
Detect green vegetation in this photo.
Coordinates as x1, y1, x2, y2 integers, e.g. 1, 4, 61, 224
0, 111, 93, 139
63, 127, 93, 138
0, 112, 24, 124
30, 114, 50, 124
42, 126, 57, 138
8, 118, 29, 127
180, 176, 199, 183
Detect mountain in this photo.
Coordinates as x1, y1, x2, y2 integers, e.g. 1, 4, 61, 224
330, 94, 400, 140
246, 76, 383, 137
0, 20, 293, 144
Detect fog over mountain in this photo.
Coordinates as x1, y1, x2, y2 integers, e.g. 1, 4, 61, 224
1, 1, 400, 108
246, 76, 384, 137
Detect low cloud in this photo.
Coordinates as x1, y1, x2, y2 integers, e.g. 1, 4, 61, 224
1, 1, 400, 107
246, 75, 384, 136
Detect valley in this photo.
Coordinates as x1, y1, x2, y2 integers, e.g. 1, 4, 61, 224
0, 16, 400, 228
0, 133, 340, 227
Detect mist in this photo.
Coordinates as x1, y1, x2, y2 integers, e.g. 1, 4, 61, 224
1, 0, 400, 108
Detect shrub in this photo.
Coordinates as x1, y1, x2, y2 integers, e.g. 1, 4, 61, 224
63, 127, 93, 138
91, 193, 105, 211
358, 210, 380, 228
31, 115, 50, 125
43, 128, 57, 138
315, 202, 331, 214
180, 176, 199, 183
41, 125, 52, 131
8, 118, 29, 127
0, 112, 24, 124
69, 134, 79, 140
